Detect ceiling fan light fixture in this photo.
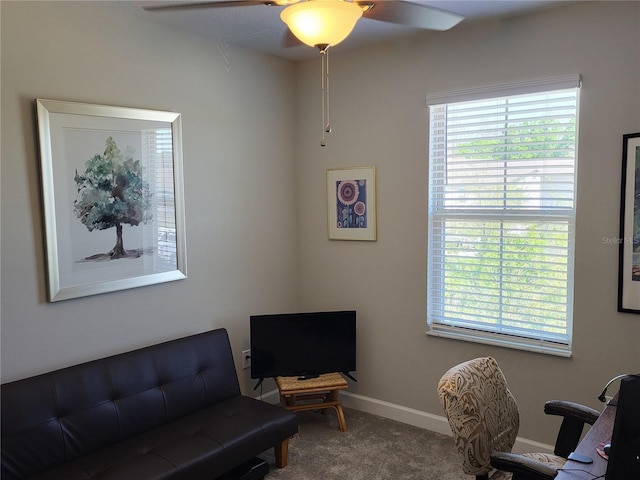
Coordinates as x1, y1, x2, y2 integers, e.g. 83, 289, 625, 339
280, 0, 363, 50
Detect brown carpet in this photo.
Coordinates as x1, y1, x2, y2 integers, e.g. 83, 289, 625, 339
258, 408, 467, 479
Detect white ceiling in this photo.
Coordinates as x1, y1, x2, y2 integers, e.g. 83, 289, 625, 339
119, 1, 574, 61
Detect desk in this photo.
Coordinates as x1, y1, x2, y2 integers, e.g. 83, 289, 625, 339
556, 399, 616, 479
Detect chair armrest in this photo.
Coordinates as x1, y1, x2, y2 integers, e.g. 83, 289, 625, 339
544, 400, 600, 457
490, 452, 557, 480
544, 400, 600, 424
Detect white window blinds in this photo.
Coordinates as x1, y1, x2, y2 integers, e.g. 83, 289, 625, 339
427, 76, 580, 356
142, 128, 177, 266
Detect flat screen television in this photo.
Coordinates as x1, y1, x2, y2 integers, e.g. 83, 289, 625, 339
606, 374, 640, 479
250, 310, 356, 387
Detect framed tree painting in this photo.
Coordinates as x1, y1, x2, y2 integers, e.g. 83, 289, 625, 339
36, 99, 187, 302
327, 166, 377, 241
618, 132, 640, 313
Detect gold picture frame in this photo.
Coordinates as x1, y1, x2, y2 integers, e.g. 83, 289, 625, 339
327, 166, 377, 241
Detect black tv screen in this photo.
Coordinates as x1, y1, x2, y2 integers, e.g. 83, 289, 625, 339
250, 310, 356, 380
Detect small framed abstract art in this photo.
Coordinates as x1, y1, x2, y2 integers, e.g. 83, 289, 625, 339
36, 99, 187, 302
618, 132, 640, 313
327, 166, 377, 241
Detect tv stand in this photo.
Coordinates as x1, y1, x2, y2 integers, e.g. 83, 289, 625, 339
252, 378, 264, 390
276, 372, 349, 432
343, 371, 357, 382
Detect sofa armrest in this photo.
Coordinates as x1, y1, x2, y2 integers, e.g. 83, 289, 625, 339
544, 400, 600, 457
490, 451, 557, 480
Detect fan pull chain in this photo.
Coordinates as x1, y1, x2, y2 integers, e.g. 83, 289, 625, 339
325, 47, 331, 135
320, 46, 331, 147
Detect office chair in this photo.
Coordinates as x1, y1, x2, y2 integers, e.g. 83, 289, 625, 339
437, 357, 600, 480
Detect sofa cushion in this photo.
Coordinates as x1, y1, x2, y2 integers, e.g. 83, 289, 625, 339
26, 395, 297, 480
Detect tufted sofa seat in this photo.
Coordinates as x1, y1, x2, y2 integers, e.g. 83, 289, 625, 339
1, 328, 298, 480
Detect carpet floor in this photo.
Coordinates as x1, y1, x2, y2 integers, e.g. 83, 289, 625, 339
258, 407, 467, 479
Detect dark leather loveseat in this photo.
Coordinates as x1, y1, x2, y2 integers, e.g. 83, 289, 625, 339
1, 328, 298, 480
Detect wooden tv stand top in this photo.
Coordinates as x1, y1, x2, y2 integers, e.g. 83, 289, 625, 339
275, 373, 349, 432
276, 372, 348, 393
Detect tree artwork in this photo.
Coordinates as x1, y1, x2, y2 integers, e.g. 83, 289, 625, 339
73, 137, 152, 260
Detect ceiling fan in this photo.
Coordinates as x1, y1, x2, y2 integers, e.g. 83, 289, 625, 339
144, 1, 465, 50
144, 1, 465, 145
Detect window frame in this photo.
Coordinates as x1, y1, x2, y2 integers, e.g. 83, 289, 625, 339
426, 75, 581, 357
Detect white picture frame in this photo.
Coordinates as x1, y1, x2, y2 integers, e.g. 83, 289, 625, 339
36, 99, 187, 302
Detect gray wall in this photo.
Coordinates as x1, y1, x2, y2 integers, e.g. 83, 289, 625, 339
293, 1, 640, 443
2, 0, 639, 446
0, 1, 298, 394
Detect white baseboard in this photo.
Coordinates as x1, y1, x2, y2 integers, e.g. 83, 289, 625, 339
340, 391, 454, 436
256, 387, 554, 454
256, 387, 280, 404
340, 391, 554, 455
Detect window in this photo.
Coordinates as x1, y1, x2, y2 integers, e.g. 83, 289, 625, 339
142, 128, 177, 267
426, 76, 581, 356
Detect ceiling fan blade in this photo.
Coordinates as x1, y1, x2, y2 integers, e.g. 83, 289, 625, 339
362, 1, 464, 31
143, 1, 272, 12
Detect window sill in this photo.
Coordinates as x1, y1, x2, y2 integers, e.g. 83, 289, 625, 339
426, 324, 572, 357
